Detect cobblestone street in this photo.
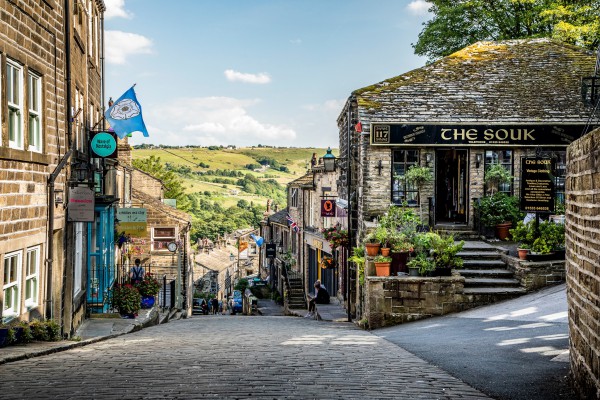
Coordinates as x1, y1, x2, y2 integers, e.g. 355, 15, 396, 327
0, 316, 487, 399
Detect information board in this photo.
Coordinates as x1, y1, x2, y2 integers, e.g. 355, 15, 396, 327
520, 157, 555, 213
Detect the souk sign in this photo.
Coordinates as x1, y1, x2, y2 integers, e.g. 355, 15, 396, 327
370, 124, 587, 147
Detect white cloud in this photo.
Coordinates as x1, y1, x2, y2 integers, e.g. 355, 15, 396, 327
224, 69, 271, 84
105, 30, 153, 65
290, 39, 302, 45
144, 97, 296, 146
104, 0, 132, 19
407, 0, 430, 15
303, 99, 345, 112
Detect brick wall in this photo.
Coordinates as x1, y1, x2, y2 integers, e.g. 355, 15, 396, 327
565, 128, 600, 399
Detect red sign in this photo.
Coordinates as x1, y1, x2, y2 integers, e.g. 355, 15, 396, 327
321, 200, 336, 217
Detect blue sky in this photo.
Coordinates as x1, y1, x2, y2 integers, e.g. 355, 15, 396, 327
104, 0, 431, 147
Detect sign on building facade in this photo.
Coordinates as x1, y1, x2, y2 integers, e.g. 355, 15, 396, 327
116, 208, 148, 237
68, 186, 95, 222
520, 157, 556, 213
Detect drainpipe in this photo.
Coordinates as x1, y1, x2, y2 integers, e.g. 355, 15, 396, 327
46, 0, 73, 319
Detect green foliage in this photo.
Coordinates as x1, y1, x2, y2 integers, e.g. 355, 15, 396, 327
234, 278, 249, 293
430, 234, 464, 269
510, 220, 536, 248
135, 274, 161, 297
45, 320, 61, 341
29, 320, 50, 341
133, 155, 191, 211
374, 255, 392, 263
484, 164, 513, 195
111, 284, 141, 315
413, 0, 600, 62
476, 192, 523, 227
405, 165, 433, 188
407, 253, 436, 276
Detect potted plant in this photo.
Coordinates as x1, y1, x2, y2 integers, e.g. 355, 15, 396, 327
373, 255, 392, 276
135, 273, 161, 309
509, 220, 536, 259
476, 192, 522, 239
111, 283, 141, 317
400, 165, 433, 223
364, 233, 381, 257
527, 220, 565, 261
406, 252, 435, 276
322, 226, 349, 249
430, 234, 464, 276
374, 226, 391, 256
484, 163, 513, 195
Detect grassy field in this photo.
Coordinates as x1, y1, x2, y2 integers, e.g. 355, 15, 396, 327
132, 146, 336, 208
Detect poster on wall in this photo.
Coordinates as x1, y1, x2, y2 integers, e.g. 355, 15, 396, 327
68, 186, 95, 222
520, 157, 555, 213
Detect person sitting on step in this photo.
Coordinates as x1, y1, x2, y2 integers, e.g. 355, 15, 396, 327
305, 280, 329, 318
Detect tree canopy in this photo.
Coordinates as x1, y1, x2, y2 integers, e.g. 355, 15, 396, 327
132, 155, 191, 211
413, 0, 600, 62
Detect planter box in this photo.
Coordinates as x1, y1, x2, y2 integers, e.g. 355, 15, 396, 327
526, 252, 557, 262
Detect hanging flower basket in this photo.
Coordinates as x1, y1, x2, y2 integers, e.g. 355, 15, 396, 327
322, 227, 349, 249
321, 256, 336, 269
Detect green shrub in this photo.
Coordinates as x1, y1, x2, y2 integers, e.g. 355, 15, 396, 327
29, 320, 50, 341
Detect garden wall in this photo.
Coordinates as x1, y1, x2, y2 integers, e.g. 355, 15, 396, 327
565, 128, 600, 399
502, 255, 566, 291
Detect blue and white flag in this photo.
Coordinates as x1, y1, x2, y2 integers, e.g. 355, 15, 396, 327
250, 233, 264, 247
105, 86, 149, 139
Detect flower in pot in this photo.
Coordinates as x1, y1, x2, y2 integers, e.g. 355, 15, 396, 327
135, 273, 161, 309
322, 226, 349, 249
373, 255, 392, 276
321, 256, 335, 269
111, 283, 141, 316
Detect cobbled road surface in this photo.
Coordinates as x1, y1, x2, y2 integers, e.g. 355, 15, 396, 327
0, 316, 488, 399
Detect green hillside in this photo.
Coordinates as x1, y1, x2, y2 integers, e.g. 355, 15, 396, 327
132, 146, 336, 241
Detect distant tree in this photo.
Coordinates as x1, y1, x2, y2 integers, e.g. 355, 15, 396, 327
132, 155, 191, 211
414, 0, 599, 62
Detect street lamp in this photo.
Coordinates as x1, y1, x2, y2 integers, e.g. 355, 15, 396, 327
323, 147, 336, 172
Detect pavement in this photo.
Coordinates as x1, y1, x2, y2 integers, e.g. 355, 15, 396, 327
287, 296, 350, 322
0, 306, 177, 365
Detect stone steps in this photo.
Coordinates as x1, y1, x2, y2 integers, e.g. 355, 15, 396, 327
462, 259, 508, 269
460, 268, 514, 278
464, 277, 521, 287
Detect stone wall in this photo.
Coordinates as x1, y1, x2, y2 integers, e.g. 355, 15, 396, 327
502, 255, 566, 291
565, 128, 600, 399
365, 275, 468, 329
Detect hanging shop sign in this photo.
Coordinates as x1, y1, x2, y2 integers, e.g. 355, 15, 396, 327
265, 243, 277, 258
321, 199, 336, 217
116, 208, 147, 237
68, 186, 95, 222
520, 157, 555, 213
371, 124, 588, 147
90, 131, 118, 158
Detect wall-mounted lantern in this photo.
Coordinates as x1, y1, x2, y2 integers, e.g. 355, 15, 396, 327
323, 147, 336, 172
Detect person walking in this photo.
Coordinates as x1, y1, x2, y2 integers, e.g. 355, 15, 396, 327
211, 297, 219, 315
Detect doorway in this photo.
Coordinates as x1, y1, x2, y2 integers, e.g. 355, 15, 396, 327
435, 149, 468, 224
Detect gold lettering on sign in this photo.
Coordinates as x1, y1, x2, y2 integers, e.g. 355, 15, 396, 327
442, 127, 537, 142
373, 125, 390, 144
313, 239, 323, 249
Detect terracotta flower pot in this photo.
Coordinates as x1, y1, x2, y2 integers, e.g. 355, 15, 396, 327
517, 248, 529, 260
380, 247, 391, 257
365, 243, 381, 257
495, 222, 512, 240
374, 262, 390, 276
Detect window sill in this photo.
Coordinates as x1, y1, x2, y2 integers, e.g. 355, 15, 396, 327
0, 147, 50, 165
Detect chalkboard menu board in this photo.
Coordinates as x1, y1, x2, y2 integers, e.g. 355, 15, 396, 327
520, 157, 555, 213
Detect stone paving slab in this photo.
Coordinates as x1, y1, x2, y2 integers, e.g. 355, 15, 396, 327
0, 316, 490, 399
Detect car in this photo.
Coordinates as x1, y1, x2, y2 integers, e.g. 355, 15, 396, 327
229, 290, 243, 315
192, 298, 203, 315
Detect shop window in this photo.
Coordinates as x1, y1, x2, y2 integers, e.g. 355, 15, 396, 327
25, 246, 40, 309
484, 150, 513, 195
392, 150, 420, 206
3, 251, 22, 321
153, 227, 176, 251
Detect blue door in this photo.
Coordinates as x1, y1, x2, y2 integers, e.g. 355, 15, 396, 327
87, 205, 116, 313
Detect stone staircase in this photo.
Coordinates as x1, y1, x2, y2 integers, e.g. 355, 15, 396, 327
286, 275, 307, 310
457, 241, 526, 303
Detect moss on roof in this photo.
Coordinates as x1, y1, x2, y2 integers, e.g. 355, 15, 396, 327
353, 39, 595, 123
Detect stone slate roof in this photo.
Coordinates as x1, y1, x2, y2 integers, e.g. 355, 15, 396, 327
268, 209, 289, 226
353, 39, 596, 126
289, 173, 314, 188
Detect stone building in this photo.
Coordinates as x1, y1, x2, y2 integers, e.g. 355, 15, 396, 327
0, 0, 106, 336
565, 127, 600, 399
338, 39, 595, 243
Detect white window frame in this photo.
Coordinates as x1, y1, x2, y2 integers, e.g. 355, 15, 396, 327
3, 251, 22, 321
290, 187, 298, 208
75, 88, 85, 152
28, 71, 42, 152
152, 227, 177, 252
25, 246, 40, 309
7, 60, 24, 150
74, 223, 84, 296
